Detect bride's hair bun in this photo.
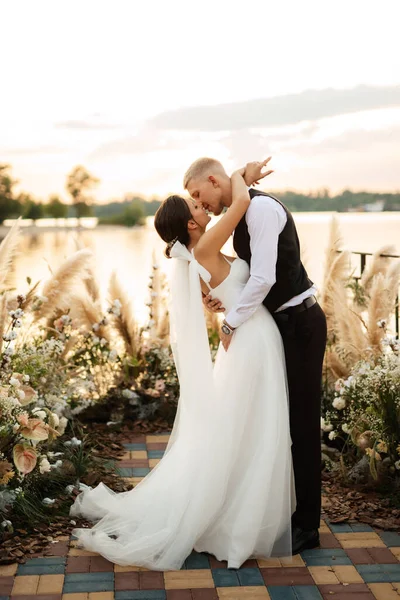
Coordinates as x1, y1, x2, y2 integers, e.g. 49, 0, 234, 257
165, 236, 179, 258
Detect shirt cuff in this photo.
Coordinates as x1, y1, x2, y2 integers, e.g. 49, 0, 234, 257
224, 309, 243, 330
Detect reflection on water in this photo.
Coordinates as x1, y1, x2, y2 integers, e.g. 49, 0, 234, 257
3, 213, 400, 325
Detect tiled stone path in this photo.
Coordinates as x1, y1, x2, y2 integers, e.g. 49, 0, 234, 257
2, 432, 400, 600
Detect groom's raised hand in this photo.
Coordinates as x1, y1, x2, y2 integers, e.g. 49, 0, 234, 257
244, 157, 273, 188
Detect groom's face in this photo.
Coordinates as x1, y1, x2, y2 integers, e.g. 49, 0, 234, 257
187, 176, 225, 216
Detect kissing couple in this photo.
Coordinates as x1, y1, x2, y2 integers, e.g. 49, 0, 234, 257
70, 158, 327, 571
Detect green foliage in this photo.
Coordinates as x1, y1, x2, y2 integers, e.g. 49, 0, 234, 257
98, 199, 145, 226
46, 195, 68, 218
23, 198, 44, 220
0, 164, 21, 223
66, 166, 99, 218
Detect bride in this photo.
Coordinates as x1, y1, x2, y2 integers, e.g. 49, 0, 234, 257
70, 162, 295, 571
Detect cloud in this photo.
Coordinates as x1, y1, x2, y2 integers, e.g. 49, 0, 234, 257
55, 120, 120, 130
0, 145, 68, 156
150, 85, 400, 131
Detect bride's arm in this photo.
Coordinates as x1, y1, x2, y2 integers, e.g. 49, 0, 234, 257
194, 170, 249, 259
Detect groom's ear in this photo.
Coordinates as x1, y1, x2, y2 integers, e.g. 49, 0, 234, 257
208, 175, 219, 188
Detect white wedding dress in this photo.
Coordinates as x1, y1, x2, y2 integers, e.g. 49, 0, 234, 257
70, 249, 295, 571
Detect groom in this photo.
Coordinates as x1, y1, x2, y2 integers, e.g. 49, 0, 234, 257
183, 157, 327, 555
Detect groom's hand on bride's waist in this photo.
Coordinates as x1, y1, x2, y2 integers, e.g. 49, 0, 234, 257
202, 293, 225, 313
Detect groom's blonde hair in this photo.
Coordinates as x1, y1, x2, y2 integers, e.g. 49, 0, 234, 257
183, 157, 226, 189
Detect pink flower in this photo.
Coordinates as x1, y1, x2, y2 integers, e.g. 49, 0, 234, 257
13, 444, 38, 474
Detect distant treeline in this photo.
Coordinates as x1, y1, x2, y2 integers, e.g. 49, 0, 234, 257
1, 163, 400, 226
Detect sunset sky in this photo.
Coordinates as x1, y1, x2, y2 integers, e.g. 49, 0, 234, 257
1, 0, 399, 203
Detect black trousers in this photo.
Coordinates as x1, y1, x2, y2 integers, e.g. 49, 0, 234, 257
272, 301, 327, 531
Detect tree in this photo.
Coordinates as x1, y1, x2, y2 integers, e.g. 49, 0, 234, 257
22, 197, 44, 221
122, 199, 145, 226
46, 195, 68, 218
0, 164, 21, 223
66, 166, 99, 219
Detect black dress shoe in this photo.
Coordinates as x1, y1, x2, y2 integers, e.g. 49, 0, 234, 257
291, 526, 320, 555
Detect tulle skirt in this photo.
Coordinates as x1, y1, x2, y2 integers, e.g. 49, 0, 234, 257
70, 305, 295, 570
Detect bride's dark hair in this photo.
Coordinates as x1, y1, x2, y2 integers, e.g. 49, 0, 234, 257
154, 195, 193, 258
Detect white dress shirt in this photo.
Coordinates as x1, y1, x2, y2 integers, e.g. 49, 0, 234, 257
225, 194, 317, 329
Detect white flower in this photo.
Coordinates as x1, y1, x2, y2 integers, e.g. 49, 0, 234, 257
342, 423, 350, 434
3, 331, 17, 342
9, 377, 21, 387
1, 520, 12, 528
328, 431, 338, 441
108, 349, 118, 362
333, 397, 346, 410
321, 417, 333, 432
14, 308, 24, 318
70, 520, 76, 525
57, 417, 68, 435
344, 376, 354, 388
52, 460, 62, 469
395, 461, 400, 470
92, 323, 100, 331
151, 292, 158, 298
122, 389, 137, 399
32, 409, 46, 420
51, 413, 60, 427
40, 377, 47, 384
42, 497, 56, 505
23, 374, 30, 382
377, 319, 387, 329
39, 458, 52, 474
100, 337, 107, 347
4, 345, 14, 355
13, 423, 20, 432
16, 389, 26, 401
92, 336, 100, 345
14, 319, 22, 328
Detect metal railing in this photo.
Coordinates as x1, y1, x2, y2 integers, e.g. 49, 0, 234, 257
351, 250, 399, 337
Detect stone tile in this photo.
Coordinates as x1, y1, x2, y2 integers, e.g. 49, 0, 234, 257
256, 559, 281, 568
184, 552, 210, 570
208, 559, 228, 570
118, 460, 149, 468
367, 547, 399, 564
166, 591, 192, 600
164, 570, 214, 590
63, 573, 114, 594
280, 555, 305, 567
147, 451, 165, 459
301, 548, 352, 567
319, 533, 342, 549
367, 583, 400, 600
266, 587, 297, 600
147, 443, 168, 451
12, 575, 40, 595
191, 590, 219, 600
116, 467, 134, 477
236, 568, 264, 586
132, 468, 151, 477
114, 566, 149, 573
350, 524, 374, 533
12, 595, 63, 600
0, 576, 14, 596
319, 520, 331, 533
122, 443, 147, 451
131, 451, 148, 459
308, 566, 339, 585
69, 549, 100, 557
240, 560, 258, 568
17, 558, 66, 576
37, 575, 65, 595
0, 564, 18, 577
346, 549, 376, 564
149, 459, 161, 468
216, 587, 270, 598
146, 435, 170, 443
116, 591, 166, 599
291, 587, 323, 600
211, 570, 240, 588
114, 572, 140, 590
260, 567, 314, 586
356, 563, 400, 583
335, 533, 386, 549
45, 541, 70, 557
120, 451, 131, 460
67, 557, 91, 573
329, 524, 354, 533
379, 532, 400, 547
390, 548, 400, 561
62, 594, 89, 600
318, 583, 373, 598
90, 557, 114, 573
139, 571, 165, 589
332, 565, 364, 584
88, 594, 114, 600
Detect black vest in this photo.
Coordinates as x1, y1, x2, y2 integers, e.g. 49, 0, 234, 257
233, 189, 313, 313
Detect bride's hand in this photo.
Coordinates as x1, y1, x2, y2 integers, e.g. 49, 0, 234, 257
244, 157, 273, 187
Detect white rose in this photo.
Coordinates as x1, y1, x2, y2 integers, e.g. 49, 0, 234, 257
32, 409, 47, 420
328, 431, 338, 441
333, 397, 346, 410
57, 416, 68, 435
51, 413, 60, 427
342, 423, 350, 434
9, 377, 20, 387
